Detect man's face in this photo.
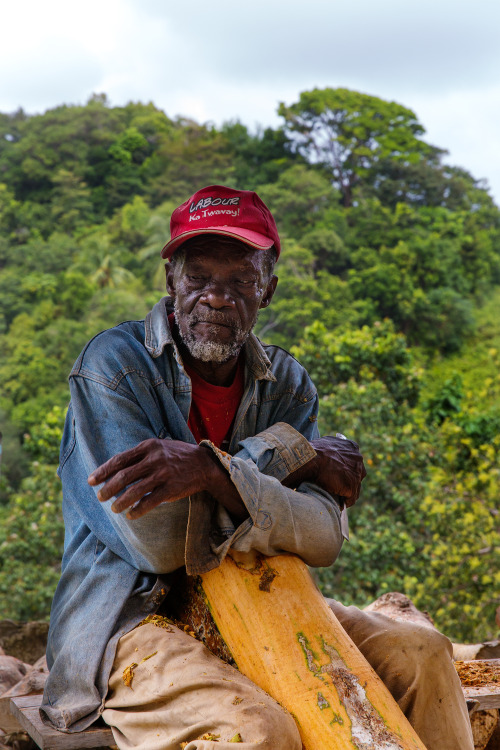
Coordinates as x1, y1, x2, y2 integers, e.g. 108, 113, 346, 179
166, 236, 277, 364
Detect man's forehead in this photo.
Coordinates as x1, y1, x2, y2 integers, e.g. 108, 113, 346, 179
180, 236, 266, 268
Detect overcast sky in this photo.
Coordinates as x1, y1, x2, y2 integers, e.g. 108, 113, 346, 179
2, 0, 500, 203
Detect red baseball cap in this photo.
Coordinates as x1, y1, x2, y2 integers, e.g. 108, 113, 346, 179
161, 185, 281, 260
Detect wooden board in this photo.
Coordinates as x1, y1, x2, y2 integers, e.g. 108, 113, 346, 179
460, 659, 500, 711
9, 695, 114, 750
463, 686, 500, 711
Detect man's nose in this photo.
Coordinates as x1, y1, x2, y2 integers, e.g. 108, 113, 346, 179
200, 281, 235, 309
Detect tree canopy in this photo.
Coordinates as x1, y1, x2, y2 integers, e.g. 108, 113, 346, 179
278, 88, 443, 208
0, 89, 499, 642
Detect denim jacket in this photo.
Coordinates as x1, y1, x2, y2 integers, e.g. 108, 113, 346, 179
42, 297, 344, 732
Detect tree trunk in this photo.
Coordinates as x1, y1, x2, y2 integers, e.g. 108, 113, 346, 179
363, 593, 500, 662
454, 643, 500, 662
363, 591, 436, 629
470, 709, 499, 750
362, 592, 500, 750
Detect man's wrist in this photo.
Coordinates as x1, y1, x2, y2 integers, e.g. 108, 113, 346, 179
198, 444, 224, 494
282, 452, 320, 489
198, 445, 248, 519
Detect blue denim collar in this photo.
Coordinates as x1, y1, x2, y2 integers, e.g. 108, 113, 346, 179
144, 296, 276, 383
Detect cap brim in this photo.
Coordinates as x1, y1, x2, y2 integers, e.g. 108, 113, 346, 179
161, 227, 275, 259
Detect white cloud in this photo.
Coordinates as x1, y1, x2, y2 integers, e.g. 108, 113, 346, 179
1, 0, 499, 203
411, 84, 500, 197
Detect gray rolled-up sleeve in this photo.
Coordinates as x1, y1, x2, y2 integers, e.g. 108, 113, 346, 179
184, 422, 344, 574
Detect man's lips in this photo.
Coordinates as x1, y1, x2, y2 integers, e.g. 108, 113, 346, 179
192, 320, 235, 330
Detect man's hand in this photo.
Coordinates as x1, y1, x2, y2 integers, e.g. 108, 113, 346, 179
88, 438, 246, 520
283, 435, 366, 507
311, 436, 367, 506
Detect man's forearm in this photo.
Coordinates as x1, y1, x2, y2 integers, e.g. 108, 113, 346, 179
88, 432, 365, 521
199, 434, 366, 516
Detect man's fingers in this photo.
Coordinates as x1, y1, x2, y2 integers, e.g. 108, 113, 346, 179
88, 444, 148, 486
97, 463, 148, 503
109, 475, 159, 513
126, 488, 180, 520
86, 440, 205, 518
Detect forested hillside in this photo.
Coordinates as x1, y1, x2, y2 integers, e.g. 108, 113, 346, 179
0, 90, 498, 641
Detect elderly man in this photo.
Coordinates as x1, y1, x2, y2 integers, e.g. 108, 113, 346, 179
43, 186, 473, 750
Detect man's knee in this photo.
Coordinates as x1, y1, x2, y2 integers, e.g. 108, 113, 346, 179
397, 623, 454, 684
404, 622, 452, 657
326, 597, 453, 671
370, 615, 452, 663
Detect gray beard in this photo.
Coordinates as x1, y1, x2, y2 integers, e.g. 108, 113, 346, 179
174, 300, 254, 363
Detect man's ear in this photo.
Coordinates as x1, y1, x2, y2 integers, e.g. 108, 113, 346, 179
165, 264, 176, 298
259, 274, 278, 309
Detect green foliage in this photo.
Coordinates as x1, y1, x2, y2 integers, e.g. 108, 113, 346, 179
279, 87, 441, 207
256, 164, 340, 236
341, 200, 490, 350
220, 121, 298, 187
309, 324, 500, 641
0, 460, 63, 620
23, 406, 66, 464
0, 92, 499, 639
0, 97, 174, 230
256, 242, 360, 347
407, 419, 500, 642
292, 319, 421, 406
294, 322, 434, 607
362, 159, 494, 213
411, 287, 474, 353
424, 375, 464, 425
0, 410, 31, 501
300, 227, 349, 275
142, 118, 239, 206
0, 409, 64, 619
50, 170, 94, 232
421, 288, 500, 409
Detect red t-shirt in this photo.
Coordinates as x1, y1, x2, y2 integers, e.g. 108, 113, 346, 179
168, 314, 244, 448
183, 358, 244, 449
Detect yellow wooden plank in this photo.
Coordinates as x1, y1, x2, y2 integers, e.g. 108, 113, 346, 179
202, 553, 428, 750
